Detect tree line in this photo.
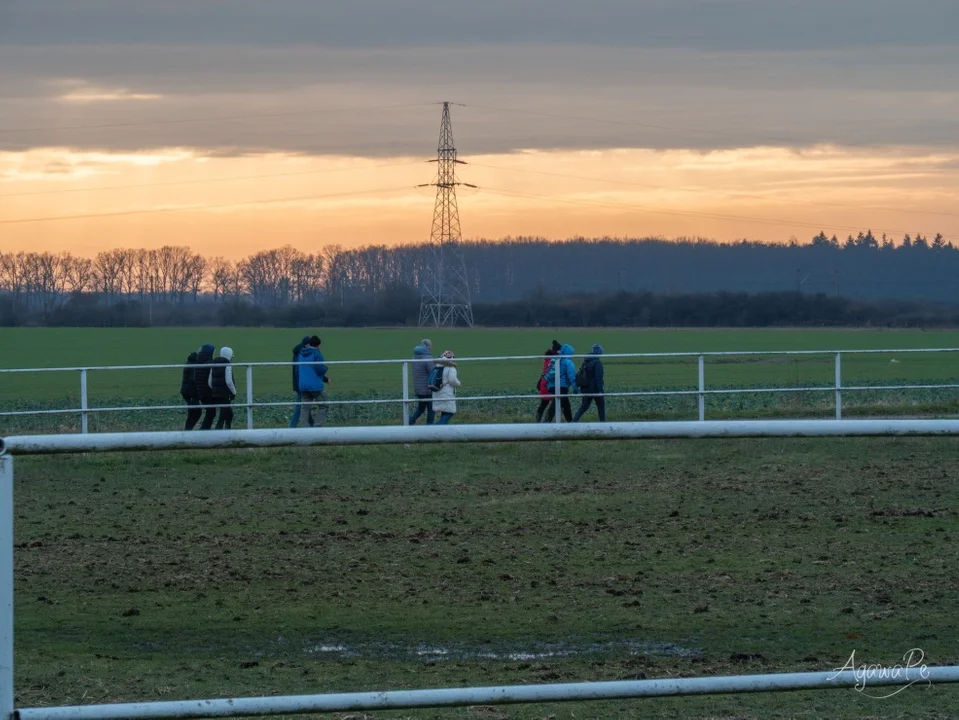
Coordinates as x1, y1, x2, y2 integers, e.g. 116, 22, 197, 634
2, 231, 959, 327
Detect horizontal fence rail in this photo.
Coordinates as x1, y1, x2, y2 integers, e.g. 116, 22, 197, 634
13, 666, 959, 720
2, 347, 959, 432
7, 419, 959, 456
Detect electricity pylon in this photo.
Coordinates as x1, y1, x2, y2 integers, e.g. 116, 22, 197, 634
417, 102, 475, 328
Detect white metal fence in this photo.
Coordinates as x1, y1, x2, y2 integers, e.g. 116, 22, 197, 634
3, 422, 959, 719
2, 347, 959, 432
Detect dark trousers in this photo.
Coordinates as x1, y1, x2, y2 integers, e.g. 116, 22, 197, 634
409, 394, 434, 425
214, 404, 234, 430
183, 393, 202, 430
204, 394, 234, 430
574, 395, 606, 422
535, 397, 551, 422
545, 387, 573, 422
198, 391, 218, 430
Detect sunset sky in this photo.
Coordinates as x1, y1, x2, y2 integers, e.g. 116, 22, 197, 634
1, 1, 958, 260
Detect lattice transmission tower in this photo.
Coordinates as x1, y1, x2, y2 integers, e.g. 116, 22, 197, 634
417, 102, 475, 328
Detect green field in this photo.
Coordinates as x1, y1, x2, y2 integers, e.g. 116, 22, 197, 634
12, 438, 959, 718
3, 327, 959, 434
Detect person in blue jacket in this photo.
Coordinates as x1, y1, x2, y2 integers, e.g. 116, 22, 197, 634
294, 335, 329, 427
573, 344, 606, 422
544, 343, 577, 422
288, 335, 311, 428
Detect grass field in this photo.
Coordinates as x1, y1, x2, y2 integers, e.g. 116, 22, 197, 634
11, 437, 959, 719
2, 327, 959, 434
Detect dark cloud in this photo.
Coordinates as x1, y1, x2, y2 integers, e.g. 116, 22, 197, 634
1, 2, 958, 157
2, 0, 957, 51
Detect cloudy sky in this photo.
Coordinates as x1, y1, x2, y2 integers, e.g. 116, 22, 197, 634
1, 0, 958, 258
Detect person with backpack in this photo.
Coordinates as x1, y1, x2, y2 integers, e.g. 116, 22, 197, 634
203, 346, 237, 430
534, 343, 560, 422
288, 335, 311, 428
295, 335, 330, 427
408, 338, 435, 425
192, 343, 217, 430
430, 350, 461, 425
573, 344, 606, 422
544, 343, 577, 422
180, 347, 201, 430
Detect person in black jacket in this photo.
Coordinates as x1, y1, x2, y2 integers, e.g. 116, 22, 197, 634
288, 335, 311, 428
573, 344, 606, 422
203, 346, 237, 430
193, 343, 217, 430
181, 348, 201, 430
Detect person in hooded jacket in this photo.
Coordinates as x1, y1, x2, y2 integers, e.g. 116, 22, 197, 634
408, 338, 435, 425
295, 335, 329, 427
431, 350, 461, 424
203, 346, 237, 430
534, 344, 559, 422
180, 347, 202, 430
573, 344, 606, 422
544, 343, 577, 422
288, 335, 311, 428
192, 343, 217, 430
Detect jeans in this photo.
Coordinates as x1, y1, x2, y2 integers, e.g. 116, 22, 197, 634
573, 395, 606, 422
409, 394, 434, 425
545, 387, 573, 422
436, 412, 454, 425
289, 391, 303, 428
296, 390, 328, 427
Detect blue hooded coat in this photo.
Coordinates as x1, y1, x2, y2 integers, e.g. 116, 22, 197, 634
546, 344, 577, 390
411, 343, 434, 396
297, 345, 329, 392
291, 336, 310, 392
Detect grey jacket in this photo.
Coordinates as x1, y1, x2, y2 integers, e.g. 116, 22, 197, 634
411, 344, 434, 396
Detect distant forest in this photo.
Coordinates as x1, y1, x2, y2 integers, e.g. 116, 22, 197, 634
2, 231, 958, 327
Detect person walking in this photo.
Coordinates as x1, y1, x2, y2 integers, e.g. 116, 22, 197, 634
573, 344, 606, 422
408, 338, 435, 425
534, 343, 560, 422
192, 343, 217, 430
204, 346, 237, 430
288, 335, 311, 428
431, 350, 461, 425
180, 347, 201, 430
544, 343, 576, 422
295, 335, 329, 427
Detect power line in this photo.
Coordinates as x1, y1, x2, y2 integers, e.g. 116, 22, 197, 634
469, 161, 959, 221
0, 160, 426, 198
0, 102, 433, 134
478, 185, 952, 239
0, 186, 416, 225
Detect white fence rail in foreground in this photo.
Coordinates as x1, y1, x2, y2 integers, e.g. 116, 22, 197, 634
3, 422, 959, 719
3, 347, 959, 431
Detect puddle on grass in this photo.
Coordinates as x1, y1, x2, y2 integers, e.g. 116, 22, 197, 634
303, 639, 701, 662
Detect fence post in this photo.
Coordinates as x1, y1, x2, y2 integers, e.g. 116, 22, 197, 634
0, 456, 14, 720
80, 369, 89, 434
246, 365, 254, 430
554, 355, 562, 423
402, 362, 410, 426
835, 352, 842, 420
698, 355, 705, 422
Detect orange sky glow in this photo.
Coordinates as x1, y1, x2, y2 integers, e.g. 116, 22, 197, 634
1, 143, 957, 260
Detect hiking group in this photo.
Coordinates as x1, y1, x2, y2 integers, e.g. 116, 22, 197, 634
181, 335, 605, 430
410, 337, 605, 426
179, 344, 238, 430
